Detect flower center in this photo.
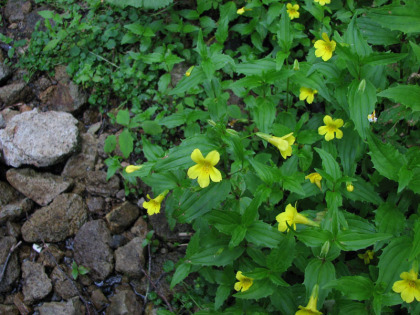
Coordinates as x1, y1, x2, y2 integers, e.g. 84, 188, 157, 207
324, 42, 333, 53
201, 162, 212, 174
408, 280, 417, 288
327, 123, 337, 132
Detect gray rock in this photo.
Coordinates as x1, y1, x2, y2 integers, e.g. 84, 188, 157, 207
106, 289, 141, 315
37, 245, 64, 267
115, 237, 145, 277
91, 289, 108, 310
6, 168, 73, 206
85, 170, 120, 197
0, 82, 30, 105
0, 181, 20, 206
0, 113, 4, 128
0, 236, 20, 293
50, 265, 79, 300
0, 108, 19, 127
0, 304, 19, 315
39, 83, 87, 113
0, 110, 79, 167
86, 196, 105, 213
0, 62, 12, 84
105, 202, 139, 234
73, 220, 114, 281
149, 210, 191, 241
62, 133, 98, 178
22, 260, 52, 303
4, 0, 26, 22
0, 198, 33, 224
38, 297, 83, 315
131, 217, 149, 240
21, 193, 87, 242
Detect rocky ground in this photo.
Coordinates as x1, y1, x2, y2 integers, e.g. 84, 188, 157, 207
0, 1, 190, 314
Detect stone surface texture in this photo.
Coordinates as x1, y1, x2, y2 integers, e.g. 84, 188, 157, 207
115, 237, 145, 277
62, 133, 97, 178
0, 181, 20, 206
22, 260, 52, 303
106, 288, 141, 315
0, 82, 30, 105
0, 110, 79, 167
0, 236, 20, 293
37, 297, 83, 315
0, 198, 33, 224
105, 202, 139, 234
85, 170, 120, 197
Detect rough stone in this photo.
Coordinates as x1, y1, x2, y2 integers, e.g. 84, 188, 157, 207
0, 181, 20, 206
0, 109, 19, 127
0, 113, 4, 129
91, 289, 108, 310
0, 82, 30, 105
0, 110, 79, 167
62, 133, 97, 178
130, 217, 149, 240
0, 237, 20, 293
105, 202, 139, 234
115, 237, 145, 278
148, 210, 191, 241
6, 168, 73, 206
73, 220, 114, 281
170, 63, 189, 87
21, 193, 88, 242
0, 198, 33, 224
6, 221, 21, 238
50, 265, 79, 300
0, 62, 12, 84
85, 170, 120, 197
37, 297, 83, 315
39, 83, 87, 113
22, 261, 52, 303
106, 288, 141, 315
0, 304, 19, 314
37, 245, 65, 268
4, 0, 26, 22
86, 196, 105, 213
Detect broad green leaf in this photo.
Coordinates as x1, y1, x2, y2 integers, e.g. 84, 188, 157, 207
363, 52, 408, 66
116, 109, 130, 127
215, 285, 231, 310
375, 203, 405, 237
158, 113, 186, 129
233, 279, 274, 299
104, 135, 117, 154
229, 225, 247, 248
142, 172, 179, 192
189, 244, 244, 266
106, 0, 173, 9
344, 17, 372, 58
118, 129, 134, 158
337, 129, 362, 176
398, 165, 413, 193
271, 288, 298, 315
348, 79, 377, 140
304, 259, 335, 304
206, 210, 241, 226
277, 7, 292, 53
170, 262, 191, 288
236, 58, 276, 76
326, 276, 374, 301
410, 41, 420, 63
282, 175, 305, 196
251, 97, 276, 133
336, 231, 392, 251
343, 177, 383, 205
408, 168, 420, 194
142, 120, 162, 135
247, 158, 276, 185
377, 236, 411, 291
314, 148, 341, 182
366, 132, 405, 182
246, 221, 284, 248
242, 185, 271, 226
368, 3, 420, 34
43, 39, 60, 52
142, 137, 164, 161
357, 17, 400, 46
378, 85, 420, 112
169, 66, 206, 95
266, 236, 295, 272
409, 220, 420, 261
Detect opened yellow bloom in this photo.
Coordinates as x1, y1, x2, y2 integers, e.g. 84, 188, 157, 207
234, 271, 253, 292
392, 269, 420, 303
318, 115, 344, 141
314, 0, 331, 6
237, 7, 252, 15
257, 132, 295, 159
314, 33, 336, 61
143, 190, 169, 216
299, 87, 318, 104
276, 204, 318, 232
305, 172, 322, 190
346, 183, 354, 192
358, 250, 374, 264
296, 284, 322, 315
286, 3, 300, 20
185, 65, 194, 77
125, 165, 142, 174
187, 149, 222, 188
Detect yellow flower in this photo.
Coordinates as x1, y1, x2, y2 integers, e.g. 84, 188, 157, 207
299, 87, 318, 104
234, 271, 253, 292
318, 115, 344, 141
185, 65, 194, 77
257, 132, 295, 159
125, 165, 142, 174
368, 110, 377, 123
392, 269, 420, 303
296, 284, 322, 315
142, 190, 169, 216
187, 149, 222, 188
237, 7, 249, 14
305, 172, 322, 190
286, 3, 300, 20
314, 33, 336, 61
346, 183, 354, 192
314, 0, 331, 6
276, 204, 318, 232
358, 250, 374, 264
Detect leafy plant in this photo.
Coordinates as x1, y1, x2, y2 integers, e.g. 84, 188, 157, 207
71, 261, 90, 280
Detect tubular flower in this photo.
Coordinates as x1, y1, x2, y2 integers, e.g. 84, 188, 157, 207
358, 250, 374, 264
296, 284, 322, 315
276, 204, 318, 232
185, 66, 194, 77
143, 190, 169, 216
187, 149, 222, 188
286, 3, 300, 20
237, 7, 251, 15
314, 33, 336, 61
305, 172, 322, 190
125, 165, 142, 174
314, 0, 331, 6
299, 87, 318, 104
318, 115, 344, 141
392, 269, 420, 303
257, 132, 295, 159
234, 271, 253, 292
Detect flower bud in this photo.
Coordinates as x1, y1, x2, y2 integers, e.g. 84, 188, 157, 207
207, 119, 216, 127
346, 183, 354, 192
293, 59, 300, 71
358, 79, 366, 93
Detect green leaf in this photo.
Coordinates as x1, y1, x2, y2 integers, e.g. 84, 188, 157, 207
326, 276, 374, 301
368, 3, 420, 34
142, 172, 178, 192
377, 236, 411, 291
229, 225, 247, 249
363, 52, 408, 66
277, 7, 293, 53
296, 229, 332, 247
78, 265, 90, 275
314, 148, 341, 182
118, 129, 134, 158
410, 220, 420, 261
159, 113, 186, 129
348, 79, 377, 140
251, 97, 276, 133
142, 137, 164, 161
169, 66, 206, 95
142, 120, 162, 135
343, 177, 383, 205
116, 109, 130, 127
366, 132, 405, 182
170, 262, 191, 289
304, 259, 335, 303
357, 17, 400, 46
106, 0, 173, 9
43, 39, 61, 52
215, 285, 231, 310
266, 236, 295, 272
344, 17, 372, 58
104, 135, 117, 154
336, 231, 392, 251
233, 279, 274, 300
236, 58, 276, 76
245, 221, 283, 248
410, 41, 420, 63
378, 85, 420, 112
242, 185, 271, 226
247, 158, 276, 185
189, 244, 244, 266
375, 203, 405, 237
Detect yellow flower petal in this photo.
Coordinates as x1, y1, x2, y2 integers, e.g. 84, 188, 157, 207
187, 164, 202, 179
205, 150, 220, 166
197, 172, 211, 188
191, 148, 205, 164
336, 129, 343, 139
209, 167, 222, 183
